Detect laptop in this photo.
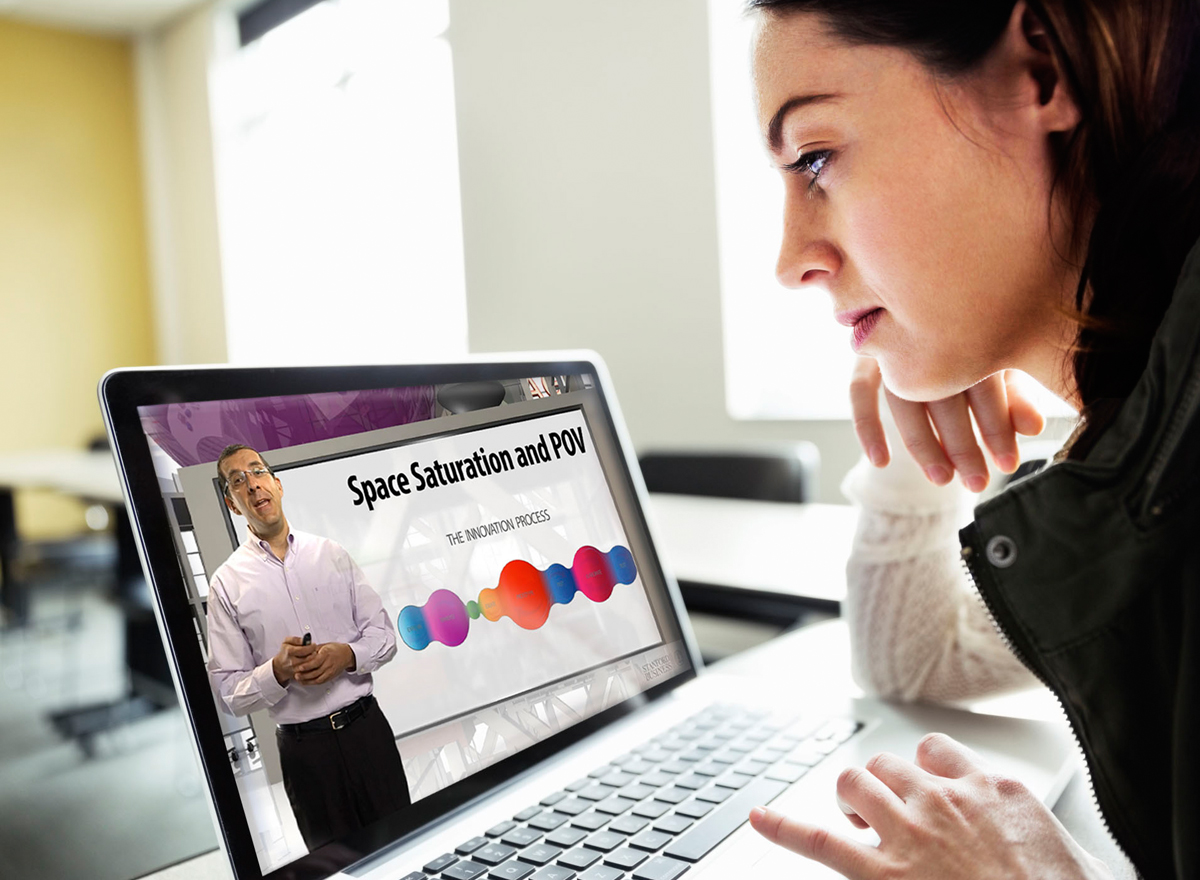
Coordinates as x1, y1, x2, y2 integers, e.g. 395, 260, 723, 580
99, 353, 1074, 880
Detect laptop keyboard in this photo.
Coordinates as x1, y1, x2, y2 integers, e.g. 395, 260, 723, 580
402, 704, 861, 880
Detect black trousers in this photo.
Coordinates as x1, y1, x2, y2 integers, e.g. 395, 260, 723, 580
276, 696, 411, 851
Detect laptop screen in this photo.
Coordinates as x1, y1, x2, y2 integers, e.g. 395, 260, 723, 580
109, 362, 695, 878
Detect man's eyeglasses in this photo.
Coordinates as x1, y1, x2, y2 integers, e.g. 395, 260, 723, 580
225, 466, 272, 492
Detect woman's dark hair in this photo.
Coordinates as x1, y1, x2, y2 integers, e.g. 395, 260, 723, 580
747, 0, 1200, 458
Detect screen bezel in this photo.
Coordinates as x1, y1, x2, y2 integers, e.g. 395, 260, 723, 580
99, 357, 702, 880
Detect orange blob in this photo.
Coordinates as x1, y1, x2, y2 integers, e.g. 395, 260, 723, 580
495, 559, 553, 629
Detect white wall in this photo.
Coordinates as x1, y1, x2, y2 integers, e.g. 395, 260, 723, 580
137, 0, 863, 500
447, 0, 860, 501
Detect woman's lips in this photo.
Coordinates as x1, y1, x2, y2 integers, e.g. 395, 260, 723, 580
835, 307, 884, 351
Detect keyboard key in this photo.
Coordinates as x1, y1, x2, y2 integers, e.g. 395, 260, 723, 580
611, 752, 638, 766
532, 867, 576, 880
565, 777, 593, 792
502, 827, 544, 848
664, 777, 787, 862
629, 830, 672, 852
754, 749, 787, 764
691, 762, 723, 777
679, 749, 707, 762
653, 787, 690, 805
620, 783, 657, 801
607, 815, 649, 835
558, 847, 602, 870
788, 744, 828, 766
546, 826, 588, 848
425, 853, 460, 872
640, 771, 676, 788
599, 770, 637, 788
589, 764, 620, 777
652, 815, 694, 835
541, 791, 569, 807
639, 748, 674, 763
674, 800, 714, 820
490, 862, 536, 880
578, 784, 612, 802
594, 796, 637, 816
674, 774, 707, 790
516, 805, 546, 821
765, 762, 809, 784
659, 760, 691, 775
604, 847, 648, 870
695, 786, 732, 804
583, 830, 626, 852
554, 798, 593, 816
520, 844, 563, 866
733, 760, 770, 777
622, 758, 655, 775
401, 874, 425, 880
458, 837, 488, 854
488, 821, 519, 838
571, 812, 610, 832
474, 844, 519, 866
631, 855, 690, 879
631, 800, 671, 819
714, 772, 754, 790
578, 867, 623, 880
444, 861, 489, 880
529, 812, 572, 831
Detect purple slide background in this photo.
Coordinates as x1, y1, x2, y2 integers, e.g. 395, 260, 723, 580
139, 387, 438, 467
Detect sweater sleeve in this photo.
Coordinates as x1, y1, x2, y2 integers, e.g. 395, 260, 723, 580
840, 432, 1038, 703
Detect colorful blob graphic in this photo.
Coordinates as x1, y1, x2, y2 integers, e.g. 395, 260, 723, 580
397, 545, 638, 650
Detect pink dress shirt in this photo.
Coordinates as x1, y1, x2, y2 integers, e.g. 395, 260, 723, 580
206, 528, 397, 725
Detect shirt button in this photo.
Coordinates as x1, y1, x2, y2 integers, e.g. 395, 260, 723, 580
294, 596, 300, 600
304, 625, 310, 630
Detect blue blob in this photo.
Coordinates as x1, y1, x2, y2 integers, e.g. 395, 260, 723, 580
545, 563, 577, 605
398, 605, 431, 651
607, 545, 637, 585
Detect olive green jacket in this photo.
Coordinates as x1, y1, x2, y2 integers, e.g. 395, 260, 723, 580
961, 240, 1200, 879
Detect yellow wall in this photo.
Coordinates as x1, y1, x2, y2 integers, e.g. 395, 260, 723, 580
0, 17, 156, 537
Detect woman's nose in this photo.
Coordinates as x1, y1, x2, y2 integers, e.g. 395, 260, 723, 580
775, 196, 841, 288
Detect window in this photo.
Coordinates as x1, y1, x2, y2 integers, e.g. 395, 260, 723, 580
211, 0, 467, 365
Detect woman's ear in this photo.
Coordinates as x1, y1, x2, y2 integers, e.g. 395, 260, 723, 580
990, 0, 1082, 134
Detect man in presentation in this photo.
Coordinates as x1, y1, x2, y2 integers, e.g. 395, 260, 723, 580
205, 444, 410, 851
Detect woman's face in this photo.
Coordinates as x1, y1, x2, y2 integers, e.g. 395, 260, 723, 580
752, 10, 1080, 402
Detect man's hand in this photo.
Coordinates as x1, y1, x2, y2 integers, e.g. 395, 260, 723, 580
850, 357, 1045, 492
750, 733, 1112, 880
292, 643, 356, 686
272, 636, 315, 685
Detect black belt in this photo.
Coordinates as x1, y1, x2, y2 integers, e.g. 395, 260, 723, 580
278, 694, 374, 735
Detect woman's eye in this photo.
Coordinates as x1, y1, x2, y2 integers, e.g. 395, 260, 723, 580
784, 149, 833, 187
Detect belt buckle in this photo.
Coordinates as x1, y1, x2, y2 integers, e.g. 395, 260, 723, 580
329, 709, 346, 731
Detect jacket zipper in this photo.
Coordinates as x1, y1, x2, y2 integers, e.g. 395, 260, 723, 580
958, 531, 1136, 873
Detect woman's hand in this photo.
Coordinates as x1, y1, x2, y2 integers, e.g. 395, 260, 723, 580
750, 733, 1112, 880
850, 358, 1045, 492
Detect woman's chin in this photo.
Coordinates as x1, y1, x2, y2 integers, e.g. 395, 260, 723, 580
877, 361, 973, 404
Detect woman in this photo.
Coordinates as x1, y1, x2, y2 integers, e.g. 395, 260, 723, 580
743, 2, 1200, 878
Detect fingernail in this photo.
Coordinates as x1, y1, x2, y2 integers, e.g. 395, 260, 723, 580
925, 465, 951, 485
868, 444, 887, 467
750, 806, 767, 822
967, 474, 988, 493
996, 453, 1017, 473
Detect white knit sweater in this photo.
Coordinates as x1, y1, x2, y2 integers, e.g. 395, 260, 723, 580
840, 424, 1039, 703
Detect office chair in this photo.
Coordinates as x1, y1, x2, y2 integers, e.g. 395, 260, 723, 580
637, 443, 819, 504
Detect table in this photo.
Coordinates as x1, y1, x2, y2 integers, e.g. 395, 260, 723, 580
646, 494, 857, 624
0, 447, 174, 749
143, 618, 1134, 880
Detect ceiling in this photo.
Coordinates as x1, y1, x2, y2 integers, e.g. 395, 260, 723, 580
0, 0, 210, 35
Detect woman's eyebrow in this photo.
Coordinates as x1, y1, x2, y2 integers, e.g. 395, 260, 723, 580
767, 93, 841, 151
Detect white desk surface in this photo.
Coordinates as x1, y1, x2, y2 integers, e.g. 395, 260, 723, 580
0, 448, 123, 503
646, 494, 857, 604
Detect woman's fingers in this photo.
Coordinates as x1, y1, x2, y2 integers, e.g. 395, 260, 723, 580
887, 391, 955, 485
850, 357, 889, 466
965, 374, 1018, 474
913, 732, 985, 780
835, 763, 907, 834
750, 806, 876, 879
1003, 371, 1046, 436
925, 394, 990, 491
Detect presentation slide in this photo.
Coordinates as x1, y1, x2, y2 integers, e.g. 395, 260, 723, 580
222, 407, 664, 735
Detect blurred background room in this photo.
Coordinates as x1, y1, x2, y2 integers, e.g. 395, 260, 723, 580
0, 1, 1075, 878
